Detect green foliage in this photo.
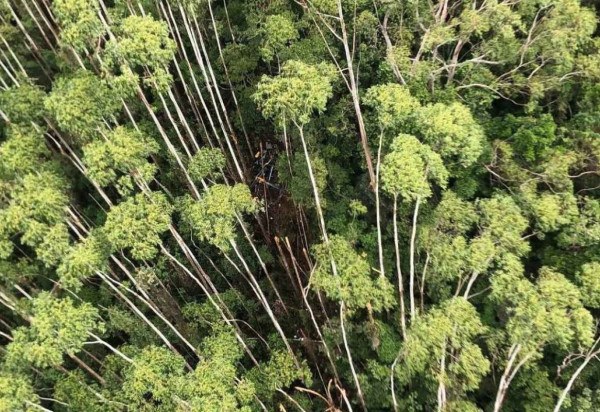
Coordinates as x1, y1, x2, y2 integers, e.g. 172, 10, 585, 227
105, 15, 175, 70
0, 171, 70, 265
120, 329, 286, 411
0, 126, 52, 177
53, 0, 104, 51
497, 114, 557, 162
364, 83, 420, 131
5, 293, 103, 368
247, 350, 312, 398
45, 71, 121, 142
53, 371, 112, 412
178, 184, 257, 250
381, 134, 448, 201
259, 14, 298, 61
255, 60, 336, 126
183, 327, 256, 411
277, 153, 328, 208
3, 1, 600, 409
522, 188, 578, 233
576, 262, 600, 308
0, 371, 39, 411
121, 345, 186, 410
83, 126, 159, 190
415, 102, 485, 167
103, 192, 173, 260
57, 231, 110, 291
0, 84, 46, 125
558, 198, 600, 248
491, 264, 594, 355
188, 147, 226, 181
477, 194, 530, 256
104, 14, 176, 90
312, 235, 396, 313
398, 298, 490, 398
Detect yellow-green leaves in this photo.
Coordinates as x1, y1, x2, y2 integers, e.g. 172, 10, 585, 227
45, 71, 121, 142
381, 134, 448, 201
255, 60, 336, 127
478, 194, 529, 256
364, 83, 420, 132
399, 298, 489, 396
0, 171, 70, 265
121, 346, 186, 411
83, 126, 159, 191
312, 235, 395, 313
106, 15, 175, 70
522, 189, 578, 233
57, 231, 110, 291
186, 328, 255, 411
103, 192, 173, 260
0, 372, 39, 411
188, 147, 226, 182
259, 14, 298, 62
558, 198, 600, 248
416, 102, 484, 167
104, 15, 176, 90
576, 262, 600, 308
5, 293, 103, 368
491, 264, 594, 355
177, 184, 257, 250
0, 126, 51, 178
247, 350, 312, 399
0, 84, 46, 125
53, 0, 104, 51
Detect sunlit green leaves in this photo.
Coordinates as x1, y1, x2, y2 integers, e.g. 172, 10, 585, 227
52, 0, 104, 51
0, 171, 70, 265
259, 14, 298, 61
104, 14, 176, 89
364, 83, 420, 132
0, 371, 39, 411
0, 126, 51, 178
312, 235, 396, 313
45, 71, 121, 142
83, 126, 159, 189
188, 147, 226, 182
398, 298, 489, 397
178, 184, 257, 250
576, 262, 600, 309
5, 293, 104, 368
0, 84, 46, 125
121, 346, 186, 410
416, 102, 485, 167
255, 60, 336, 126
57, 231, 110, 291
491, 264, 594, 355
103, 192, 173, 260
381, 134, 448, 201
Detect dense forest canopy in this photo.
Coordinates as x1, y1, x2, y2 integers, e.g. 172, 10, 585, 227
0, 0, 599, 410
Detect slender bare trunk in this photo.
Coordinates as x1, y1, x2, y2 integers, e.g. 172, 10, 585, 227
409, 197, 421, 320
336, 0, 375, 188
393, 196, 407, 339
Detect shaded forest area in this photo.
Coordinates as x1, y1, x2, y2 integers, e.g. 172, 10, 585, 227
1, 0, 600, 410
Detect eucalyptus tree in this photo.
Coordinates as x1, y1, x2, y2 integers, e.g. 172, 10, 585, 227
490, 263, 595, 411
5, 292, 104, 368
396, 298, 489, 411
381, 134, 448, 322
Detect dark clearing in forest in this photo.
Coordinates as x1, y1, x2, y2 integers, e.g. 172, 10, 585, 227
0, 0, 600, 411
